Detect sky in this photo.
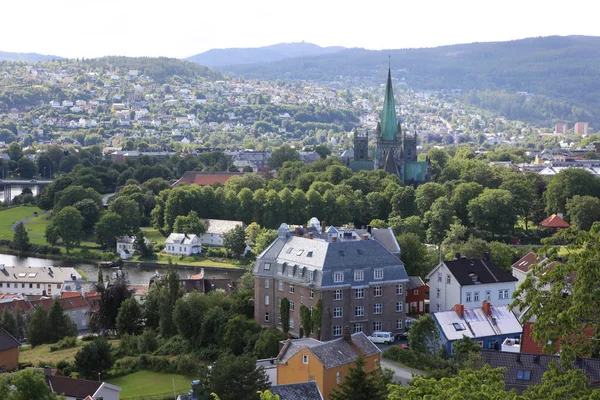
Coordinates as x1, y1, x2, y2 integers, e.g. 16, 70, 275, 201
3, 0, 599, 59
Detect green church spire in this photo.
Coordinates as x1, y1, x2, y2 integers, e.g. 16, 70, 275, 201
380, 67, 398, 141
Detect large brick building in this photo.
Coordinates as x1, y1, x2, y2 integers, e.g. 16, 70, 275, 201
253, 221, 410, 341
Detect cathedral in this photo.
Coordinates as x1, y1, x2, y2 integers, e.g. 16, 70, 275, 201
348, 68, 429, 185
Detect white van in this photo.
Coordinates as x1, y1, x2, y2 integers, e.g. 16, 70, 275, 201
367, 331, 395, 345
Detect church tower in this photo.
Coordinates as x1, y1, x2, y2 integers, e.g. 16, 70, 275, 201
375, 68, 404, 179
353, 128, 369, 161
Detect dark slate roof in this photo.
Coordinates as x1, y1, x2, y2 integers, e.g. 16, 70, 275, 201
0, 328, 20, 351
444, 258, 517, 286
407, 276, 425, 290
270, 382, 323, 400
309, 332, 381, 369
48, 376, 102, 398
481, 350, 600, 393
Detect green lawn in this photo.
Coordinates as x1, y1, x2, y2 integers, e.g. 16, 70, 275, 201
20, 339, 120, 365
127, 253, 241, 269
107, 371, 194, 399
141, 227, 166, 244
0, 205, 42, 241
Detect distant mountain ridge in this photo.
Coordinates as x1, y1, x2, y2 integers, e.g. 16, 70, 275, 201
0, 51, 63, 62
186, 42, 346, 66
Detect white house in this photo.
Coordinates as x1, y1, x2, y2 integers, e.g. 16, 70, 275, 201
165, 233, 201, 256
427, 253, 518, 313
0, 265, 82, 296
116, 236, 151, 260
200, 219, 245, 247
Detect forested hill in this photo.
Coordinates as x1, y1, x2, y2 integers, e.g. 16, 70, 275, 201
0, 50, 63, 62
186, 42, 346, 67
83, 56, 222, 83
218, 35, 600, 126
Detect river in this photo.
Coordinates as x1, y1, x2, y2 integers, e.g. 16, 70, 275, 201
0, 253, 246, 285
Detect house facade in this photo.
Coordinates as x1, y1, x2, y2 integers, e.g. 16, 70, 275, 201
0, 328, 20, 371
406, 276, 429, 316
165, 233, 201, 256
200, 219, 245, 247
116, 236, 150, 260
427, 254, 518, 313
277, 331, 380, 400
0, 265, 82, 296
254, 222, 410, 341
433, 302, 522, 355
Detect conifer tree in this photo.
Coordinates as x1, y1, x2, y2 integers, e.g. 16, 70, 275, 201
329, 357, 388, 400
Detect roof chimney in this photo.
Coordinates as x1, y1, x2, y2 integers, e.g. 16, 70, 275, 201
482, 300, 492, 316
44, 366, 52, 377
343, 326, 352, 343
452, 304, 464, 318
361, 234, 369, 240
367, 225, 372, 234
294, 227, 301, 236
321, 221, 326, 233
331, 236, 337, 243
455, 252, 461, 260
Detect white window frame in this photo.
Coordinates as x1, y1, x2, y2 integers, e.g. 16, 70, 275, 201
396, 285, 403, 295
396, 301, 403, 312
336, 371, 342, 383
373, 286, 382, 297
264, 295, 270, 306
446, 274, 451, 284
264, 262, 271, 270
265, 312, 270, 322
437, 271, 442, 282
289, 318, 295, 328
333, 307, 343, 318
334, 289, 343, 300
486, 290, 491, 301
355, 288, 364, 299
373, 321, 382, 332
289, 283, 295, 294
374, 268, 384, 280
466, 292, 472, 302
278, 281, 284, 291
264, 279, 269, 289
499, 289, 509, 300
303, 355, 309, 364
333, 325, 342, 337
355, 306, 365, 317
396, 319, 403, 329
309, 288, 314, 299
374, 303, 383, 314
474, 291, 480, 302
333, 271, 344, 283
354, 270, 364, 281
353, 323, 362, 333
289, 301, 295, 312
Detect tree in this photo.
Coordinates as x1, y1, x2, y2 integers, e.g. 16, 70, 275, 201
452, 335, 482, 365
73, 198, 101, 237
451, 182, 483, 225
7, 142, 23, 161
47, 300, 78, 343
500, 173, 540, 231
26, 306, 48, 347
0, 369, 62, 400
468, 189, 517, 237
253, 228, 277, 256
223, 225, 247, 258
74, 337, 114, 379
45, 223, 60, 248
329, 357, 387, 400
222, 315, 261, 355
545, 169, 600, 215
254, 328, 287, 359
268, 145, 300, 170
95, 212, 127, 249
12, 222, 29, 251
408, 314, 440, 354
415, 182, 445, 216
312, 299, 322, 340
489, 241, 518, 271
280, 298, 290, 333
313, 144, 332, 158
396, 232, 429, 277
521, 362, 600, 400
173, 210, 207, 235
390, 186, 416, 218
133, 231, 152, 257
1, 309, 17, 338
49, 206, 83, 253
300, 305, 312, 337
566, 195, 600, 231
89, 277, 133, 332
116, 298, 144, 336
109, 196, 141, 234
17, 157, 37, 179
424, 196, 455, 246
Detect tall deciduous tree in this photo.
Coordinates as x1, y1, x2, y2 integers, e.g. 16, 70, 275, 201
12, 222, 29, 251
566, 195, 600, 231
89, 277, 133, 332
424, 196, 455, 246
49, 206, 84, 253
73, 198, 101, 238
468, 189, 516, 237
116, 298, 143, 336
223, 225, 247, 258
173, 210, 207, 235
268, 145, 300, 170
74, 337, 114, 380
0, 369, 62, 400
95, 212, 126, 249
408, 314, 440, 355
544, 168, 600, 215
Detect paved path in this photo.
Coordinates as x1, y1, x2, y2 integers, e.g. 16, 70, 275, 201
380, 358, 425, 385
10, 212, 48, 238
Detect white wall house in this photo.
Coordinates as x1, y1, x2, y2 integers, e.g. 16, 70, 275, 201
0, 265, 82, 296
116, 235, 150, 260
200, 219, 245, 247
165, 233, 201, 256
427, 254, 518, 313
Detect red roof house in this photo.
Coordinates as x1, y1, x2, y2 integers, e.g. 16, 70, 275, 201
539, 214, 570, 233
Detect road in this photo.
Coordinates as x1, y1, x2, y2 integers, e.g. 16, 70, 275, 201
376, 342, 425, 385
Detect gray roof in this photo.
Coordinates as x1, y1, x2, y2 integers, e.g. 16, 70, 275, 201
0, 328, 20, 351
0, 265, 80, 284
165, 233, 200, 245
204, 219, 244, 235
270, 382, 323, 400
407, 276, 425, 290
278, 338, 322, 364
309, 332, 381, 369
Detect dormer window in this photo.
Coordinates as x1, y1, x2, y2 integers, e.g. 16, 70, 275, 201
297, 250, 304, 256
354, 270, 364, 281
333, 271, 344, 283
374, 268, 384, 280
453, 323, 464, 331
306, 251, 313, 258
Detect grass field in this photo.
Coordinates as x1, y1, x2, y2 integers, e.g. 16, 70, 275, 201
0, 206, 43, 241
141, 227, 166, 244
107, 371, 194, 399
20, 339, 121, 365
128, 253, 241, 269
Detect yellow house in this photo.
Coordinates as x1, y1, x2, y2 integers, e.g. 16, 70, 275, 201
276, 330, 381, 400
0, 328, 20, 372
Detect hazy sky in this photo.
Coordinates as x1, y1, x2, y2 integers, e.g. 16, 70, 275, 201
3, 0, 598, 59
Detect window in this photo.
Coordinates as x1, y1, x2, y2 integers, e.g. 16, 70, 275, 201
22, 283, 25, 288
289, 318, 295, 328
278, 281, 284, 291
396, 302, 404, 312
309, 376, 315, 381
374, 303, 383, 314
453, 322, 465, 331
466, 292, 472, 302
307, 251, 313, 258
264, 295, 270, 305
265, 312, 270, 322
355, 306, 365, 317
436, 288, 440, 299
0, 283, 2, 287
310, 306, 314, 316
516, 370, 532, 381
37, 283, 40, 288
336, 371, 342, 383
289, 284, 295, 294
297, 250, 304, 256
499, 289, 510, 300
286, 247, 293, 254
309, 270, 314, 281
354, 270, 364, 281
413, 289, 419, 295
334, 289, 343, 300
373, 321, 382, 331
353, 323, 362, 333
437, 271, 442, 282
333, 271, 344, 282
29, 283, 33, 288
278, 298, 282, 307
485, 290, 491, 301
303, 355, 309, 364
309, 288, 314, 299
355, 288, 364, 299
333, 307, 343, 318
333, 325, 342, 337
374, 268, 384, 280
396, 319, 403, 329
437, 304, 440, 312
474, 291, 479, 302
264, 279, 269, 289
289, 301, 295, 311
264, 262, 271, 270
446, 274, 451, 284
396, 285, 403, 295
373, 286, 382, 297
300, 294, 304, 304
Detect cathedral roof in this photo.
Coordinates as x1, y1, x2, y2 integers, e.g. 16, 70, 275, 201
380, 68, 398, 141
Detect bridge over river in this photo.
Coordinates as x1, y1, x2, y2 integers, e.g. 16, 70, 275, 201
0, 179, 53, 203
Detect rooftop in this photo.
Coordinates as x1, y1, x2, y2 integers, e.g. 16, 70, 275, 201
269, 382, 323, 400
0, 327, 20, 351
435, 256, 518, 286
539, 214, 570, 228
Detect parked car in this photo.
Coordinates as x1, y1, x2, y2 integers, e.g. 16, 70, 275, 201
395, 332, 409, 341
367, 331, 395, 345
398, 343, 409, 350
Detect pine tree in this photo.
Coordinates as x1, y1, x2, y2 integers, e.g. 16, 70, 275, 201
329, 356, 388, 400
47, 300, 77, 343
12, 221, 30, 251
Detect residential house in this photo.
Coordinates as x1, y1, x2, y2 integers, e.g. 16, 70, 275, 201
46, 370, 121, 400
58, 295, 91, 331
433, 302, 522, 354
0, 327, 20, 371
254, 222, 410, 341
480, 350, 600, 393
269, 382, 324, 400
116, 235, 150, 260
0, 265, 82, 297
180, 269, 235, 294
201, 219, 245, 247
165, 233, 201, 256
406, 276, 429, 316
427, 253, 518, 313
277, 330, 380, 400
539, 214, 570, 234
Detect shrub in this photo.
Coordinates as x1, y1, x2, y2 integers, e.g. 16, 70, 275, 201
118, 334, 139, 357
154, 334, 188, 356
50, 336, 78, 352
205, 247, 228, 258
138, 329, 158, 354
383, 347, 456, 377
80, 334, 97, 341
